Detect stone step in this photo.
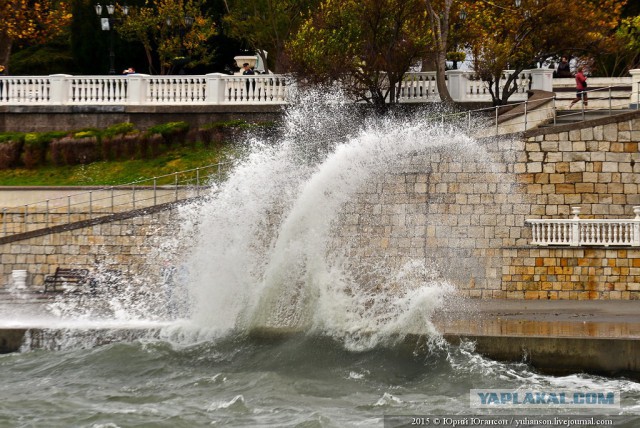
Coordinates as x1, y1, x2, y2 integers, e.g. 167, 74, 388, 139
537, 109, 636, 129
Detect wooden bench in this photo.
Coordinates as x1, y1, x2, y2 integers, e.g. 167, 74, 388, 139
43, 268, 96, 293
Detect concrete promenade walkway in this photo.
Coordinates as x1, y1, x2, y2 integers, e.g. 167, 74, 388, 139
435, 299, 640, 378
1, 293, 639, 378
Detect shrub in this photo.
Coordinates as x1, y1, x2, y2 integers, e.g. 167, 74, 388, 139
147, 121, 190, 147
138, 134, 151, 159
22, 133, 48, 169
104, 122, 135, 137
124, 133, 140, 159
148, 134, 163, 158
0, 135, 24, 169
51, 136, 100, 165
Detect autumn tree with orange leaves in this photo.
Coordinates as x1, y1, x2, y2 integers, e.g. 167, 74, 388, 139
117, 0, 216, 75
0, 0, 72, 73
461, 0, 625, 105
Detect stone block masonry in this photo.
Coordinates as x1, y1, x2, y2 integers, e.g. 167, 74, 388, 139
0, 209, 180, 291
331, 111, 640, 300
1, 111, 639, 300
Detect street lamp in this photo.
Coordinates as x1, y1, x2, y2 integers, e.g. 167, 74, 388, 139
95, 3, 129, 75
166, 15, 195, 74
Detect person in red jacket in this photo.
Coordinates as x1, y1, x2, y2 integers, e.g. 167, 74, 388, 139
570, 67, 588, 108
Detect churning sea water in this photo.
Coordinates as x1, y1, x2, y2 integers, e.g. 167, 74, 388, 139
1, 331, 640, 427
1, 91, 639, 427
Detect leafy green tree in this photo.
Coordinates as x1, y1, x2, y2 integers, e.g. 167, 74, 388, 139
287, 0, 430, 109
0, 0, 72, 73
596, 15, 640, 76
117, 0, 217, 74
222, 0, 315, 73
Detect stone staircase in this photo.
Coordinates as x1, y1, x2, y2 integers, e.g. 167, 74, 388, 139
537, 108, 637, 129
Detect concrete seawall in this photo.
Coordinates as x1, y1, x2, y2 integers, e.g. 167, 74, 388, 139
1, 299, 638, 378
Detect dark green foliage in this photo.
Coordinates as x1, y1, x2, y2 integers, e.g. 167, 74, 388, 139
147, 121, 190, 147
9, 38, 76, 76
104, 122, 136, 138
0, 134, 25, 169
21, 132, 65, 169
0, 119, 261, 169
51, 136, 100, 166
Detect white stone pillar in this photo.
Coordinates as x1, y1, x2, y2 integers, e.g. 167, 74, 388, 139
126, 73, 149, 105
630, 69, 640, 110
205, 73, 228, 104
48, 74, 72, 105
445, 70, 468, 102
529, 68, 554, 92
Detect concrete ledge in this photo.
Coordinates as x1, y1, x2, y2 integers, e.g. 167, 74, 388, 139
0, 328, 27, 353
445, 335, 640, 379
0, 104, 287, 132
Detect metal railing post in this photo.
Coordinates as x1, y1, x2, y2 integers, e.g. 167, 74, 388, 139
608, 87, 612, 115
553, 96, 557, 125
175, 172, 179, 201
196, 168, 200, 197
523, 100, 528, 131
495, 106, 499, 135
581, 92, 585, 121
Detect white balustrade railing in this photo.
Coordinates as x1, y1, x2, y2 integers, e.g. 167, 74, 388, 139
397, 72, 439, 103
145, 76, 207, 103
526, 207, 640, 247
224, 75, 289, 103
69, 76, 128, 104
0, 69, 637, 107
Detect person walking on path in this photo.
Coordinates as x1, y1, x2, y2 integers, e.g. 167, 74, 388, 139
570, 67, 588, 108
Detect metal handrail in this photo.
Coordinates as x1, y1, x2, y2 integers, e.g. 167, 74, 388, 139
0, 160, 235, 237
423, 83, 637, 136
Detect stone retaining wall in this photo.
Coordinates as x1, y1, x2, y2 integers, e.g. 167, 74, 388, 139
332, 111, 640, 300
1, 111, 639, 299
0, 209, 177, 290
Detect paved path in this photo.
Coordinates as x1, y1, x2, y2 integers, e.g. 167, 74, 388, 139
435, 299, 640, 339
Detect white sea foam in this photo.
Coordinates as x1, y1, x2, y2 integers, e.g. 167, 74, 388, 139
172, 91, 490, 349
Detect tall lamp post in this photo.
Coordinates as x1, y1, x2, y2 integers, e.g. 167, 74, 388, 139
166, 15, 194, 74
95, 3, 129, 75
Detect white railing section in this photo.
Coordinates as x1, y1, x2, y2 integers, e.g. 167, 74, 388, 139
397, 72, 439, 103
526, 207, 640, 247
0, 161, 234, 237
0, 76, 51, 103
463, 70, 531, 102
145, 76, 207, 103
1, 69, 638, 106
224, 75, 289, 103
69, 76, 128, 104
